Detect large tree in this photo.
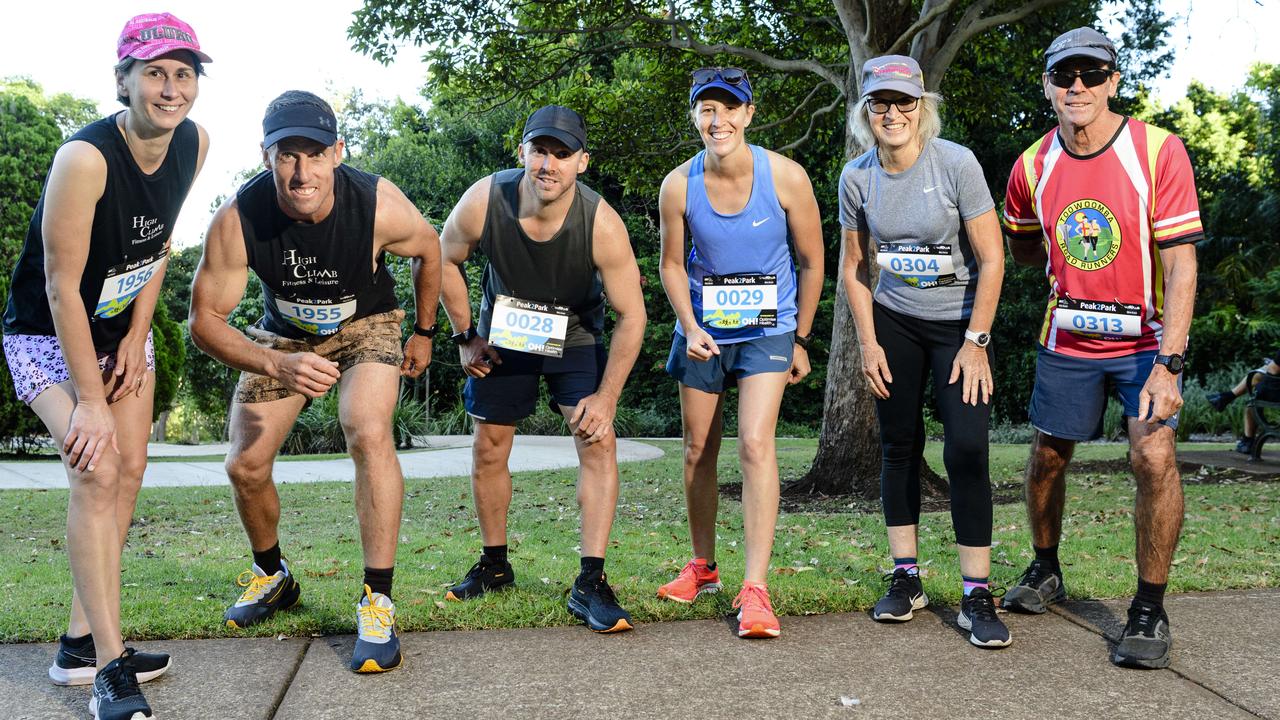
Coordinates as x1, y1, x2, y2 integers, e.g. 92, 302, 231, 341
350, 0, 1168, 495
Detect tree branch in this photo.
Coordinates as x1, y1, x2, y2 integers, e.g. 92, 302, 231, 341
925, 0, 1073, 89
656, 14, 844, 86
777, 94, 844, 152
888, 0, 957, 56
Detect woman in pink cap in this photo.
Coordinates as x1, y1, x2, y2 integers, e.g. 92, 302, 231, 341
1, 12, 210, 720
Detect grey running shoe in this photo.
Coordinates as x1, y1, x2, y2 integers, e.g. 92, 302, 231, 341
957, 588, 1012, 648
872, 568, 928, 622
1112, 601, 1172, 669
1003, 559, 1066, 614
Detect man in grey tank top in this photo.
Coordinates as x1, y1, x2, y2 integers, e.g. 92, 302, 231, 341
438, 105, 648, 633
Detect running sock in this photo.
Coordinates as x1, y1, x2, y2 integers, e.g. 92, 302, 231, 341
578, 556, 605, 583
483, 544, 508, 564
1134, 578, 1167, 609
363, 566, 394, 600
893, 556, 920, 576
253, 543, 284, 575
63, 633, 93, 648
962, 575, 989, 597
701, 558, 717, 572
1034, 544, 1061, 573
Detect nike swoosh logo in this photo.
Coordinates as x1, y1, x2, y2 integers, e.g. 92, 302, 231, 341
923, 186, 939, 193
752, 217, 771, 227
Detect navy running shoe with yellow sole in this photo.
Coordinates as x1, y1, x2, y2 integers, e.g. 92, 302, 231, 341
445, 555, 514, 601
568, 573, 634, 633
223, 561, 301, 629
49, 634, 171, 686
351, 585, 402, 673
90, 649, 154, 720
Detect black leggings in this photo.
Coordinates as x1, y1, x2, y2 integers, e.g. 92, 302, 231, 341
873, 302, 993, 546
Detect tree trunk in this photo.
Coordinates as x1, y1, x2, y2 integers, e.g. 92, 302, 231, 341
150, 411, 169, 443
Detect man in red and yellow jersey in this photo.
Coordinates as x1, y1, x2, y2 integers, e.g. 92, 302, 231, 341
1000, 27, 1200, 670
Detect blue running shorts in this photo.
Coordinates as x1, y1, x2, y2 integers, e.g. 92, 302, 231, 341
665, 332, 793, 393
1029, 347, 1181, 441
464, 343, 606, 424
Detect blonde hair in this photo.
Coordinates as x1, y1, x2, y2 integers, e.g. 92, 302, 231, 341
849, 91, 943, 156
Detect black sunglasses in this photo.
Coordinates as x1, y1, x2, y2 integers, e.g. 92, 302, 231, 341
1047, 68, 1113, 89
867, 97, 919, 114
691, 67, 750, 86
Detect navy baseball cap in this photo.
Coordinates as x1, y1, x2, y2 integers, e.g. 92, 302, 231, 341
262, 93, 338, 149
1045, 27, 1118, 70
522, 105, 587, 152
689, 67, 753, 105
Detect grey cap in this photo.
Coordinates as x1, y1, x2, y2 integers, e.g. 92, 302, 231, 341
861, 55, 924, 98
1045, 27, 1117, 70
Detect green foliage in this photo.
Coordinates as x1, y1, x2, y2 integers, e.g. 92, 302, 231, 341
149, 301, 185, 420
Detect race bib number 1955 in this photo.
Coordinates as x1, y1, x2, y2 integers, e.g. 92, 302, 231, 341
489, 294, 570, 357
276, 296, 358, 336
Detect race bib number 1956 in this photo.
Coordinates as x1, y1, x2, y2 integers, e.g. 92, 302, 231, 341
489, 294, 570, 357
95, 248, 168, 319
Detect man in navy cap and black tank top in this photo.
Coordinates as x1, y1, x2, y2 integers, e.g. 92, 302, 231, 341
189, 90, 441, 673
438, 105, 647, 633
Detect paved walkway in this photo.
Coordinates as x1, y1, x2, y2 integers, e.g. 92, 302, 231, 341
0, 436, 666, 490
1, 588, 1274, 719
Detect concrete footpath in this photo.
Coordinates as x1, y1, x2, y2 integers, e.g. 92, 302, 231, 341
2, 589, 1275, 719
0, 436, 666, 490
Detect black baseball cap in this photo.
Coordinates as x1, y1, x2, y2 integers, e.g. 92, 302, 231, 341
1045, 27, 1118, 71
522, 105, 587, 152
263, 92, 338, 149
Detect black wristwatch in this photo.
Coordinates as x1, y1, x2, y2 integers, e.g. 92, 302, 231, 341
1154, 353, 1185, 375
451, 327, 478, 345
413, 323, 439, 339
794, 332, 814, 350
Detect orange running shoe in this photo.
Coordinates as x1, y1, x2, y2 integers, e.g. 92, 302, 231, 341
732, 581, 780, 638
656, 558, 722, 603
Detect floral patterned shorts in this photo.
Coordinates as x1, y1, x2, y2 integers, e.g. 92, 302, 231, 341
2, 331, 156, 405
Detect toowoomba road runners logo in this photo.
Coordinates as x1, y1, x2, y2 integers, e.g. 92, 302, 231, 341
1055, 199, 1120, 271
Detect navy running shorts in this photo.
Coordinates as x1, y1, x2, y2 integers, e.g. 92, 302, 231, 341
1029, 347, 1181, 441
665, 331, 793, 394
464, 343, 606, 424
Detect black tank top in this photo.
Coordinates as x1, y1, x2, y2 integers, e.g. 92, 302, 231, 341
237, 164, 399, 339
3, 113, 199, 351
478, 168, 604, 347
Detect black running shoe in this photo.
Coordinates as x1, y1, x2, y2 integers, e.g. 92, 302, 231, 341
1236, 436, 1255, 455
872, 568, 928, 622
1113, 601, 1172, 669
90, 650, 154, 720
568, 572, 634, 633
1003, 559, 1066, 614
223, 561, 302, 629
445, 555, 514, 601
957, 588, 1012, 648
1206, 391, 1234, 413
49, 634, 171, 687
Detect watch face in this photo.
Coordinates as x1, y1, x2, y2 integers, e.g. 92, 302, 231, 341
1169, 356, 1184, 373
978, 333, 991, 346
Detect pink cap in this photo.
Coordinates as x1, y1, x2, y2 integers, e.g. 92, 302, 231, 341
117, 12, 212, 64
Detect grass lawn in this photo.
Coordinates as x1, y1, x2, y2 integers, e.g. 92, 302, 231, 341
2, 440, 1277, 642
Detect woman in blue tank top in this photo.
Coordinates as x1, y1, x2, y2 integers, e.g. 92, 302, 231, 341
655, 67, 825, 639
0, 14, 210, 717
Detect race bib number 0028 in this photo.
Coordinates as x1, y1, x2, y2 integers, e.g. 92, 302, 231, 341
701, 274, 778, 330
877, 243, 956, 289
276, 296, 358, 336
1056, 297, 1143, 338
489, 294, 570, 357
95, 248, 168, 319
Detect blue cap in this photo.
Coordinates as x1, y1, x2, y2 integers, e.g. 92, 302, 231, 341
690, 74, 753, 105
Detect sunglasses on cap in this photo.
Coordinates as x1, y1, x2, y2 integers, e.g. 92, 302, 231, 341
1046, 67, 1113, 89
691, 67, 750, 86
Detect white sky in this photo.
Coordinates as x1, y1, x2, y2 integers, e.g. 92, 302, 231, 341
3, 0, 1277, 249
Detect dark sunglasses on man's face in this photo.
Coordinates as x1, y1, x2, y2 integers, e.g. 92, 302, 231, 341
1047, 68, 1113, 89
691, 67, 749, 86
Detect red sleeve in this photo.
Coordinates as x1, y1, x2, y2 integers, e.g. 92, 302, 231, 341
1001, 153, 1041, 238
1151, 134, 1203, 247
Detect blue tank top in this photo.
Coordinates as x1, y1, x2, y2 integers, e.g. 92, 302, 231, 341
678, 144, 797, 343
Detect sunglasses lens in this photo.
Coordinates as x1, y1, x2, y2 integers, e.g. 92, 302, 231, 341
1081, 69, 1110, 87
1050, 69, 1111, 88
720, 68, 746, 84
691, 68, 716, 84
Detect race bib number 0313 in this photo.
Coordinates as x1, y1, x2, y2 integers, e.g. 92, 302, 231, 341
276, 296, 358, 336
877, 243, 956, 289
1056, 297, 1143, 338
490, 294, 570, 357
95, 248, 168, 319
701, 274, 778, 330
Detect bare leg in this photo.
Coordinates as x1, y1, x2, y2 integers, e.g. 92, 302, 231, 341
1025, 431, 1076, 549
471, 421, 516, 547
561, 403, 619, 558
1128, 419, 1183, 584
886, 525, 918, 562
957, 545, 991, 581
736, 371, 789, 585
224, 395, 306, 553
679, 386, 725, 562
338, 363, 403, 569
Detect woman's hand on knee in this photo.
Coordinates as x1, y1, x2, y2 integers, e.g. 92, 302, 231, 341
64, 399, 118, 472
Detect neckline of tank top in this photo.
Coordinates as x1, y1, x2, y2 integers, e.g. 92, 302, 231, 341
111, 111, 177, 181
511, 181, 581, 246
698, 146, 762, 218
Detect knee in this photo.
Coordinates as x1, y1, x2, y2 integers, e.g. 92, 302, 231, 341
343, 420, 394, 461
472, 431, 510, 471
736, 431, 774, 468
225, 453, 273, 493
1130, 442, 1178, 487
117, 454, 147, 487
69, 461, 122, 506
683, 434, 717, 470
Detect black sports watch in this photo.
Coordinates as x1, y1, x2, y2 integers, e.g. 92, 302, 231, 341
794, 332, 814, 350
413, 323, 439, 339
1154, 353, 1185, 375
451, 327, 478, 345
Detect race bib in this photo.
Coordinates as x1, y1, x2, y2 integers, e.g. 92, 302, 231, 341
877, 243, 956, 288
95, 248, 167, 319
489, 294, 570, 357
701, 275, 778, 329
275, 296, 358, 336
1057, 297, 1143, 338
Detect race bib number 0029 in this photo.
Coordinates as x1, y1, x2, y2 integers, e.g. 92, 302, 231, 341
95, 248, 168, 319
1056, 297, 1143, 338
490, 294, 570, 357
276, 296, 358, 336
877, 243, 956, 289
701, 274, 778, 330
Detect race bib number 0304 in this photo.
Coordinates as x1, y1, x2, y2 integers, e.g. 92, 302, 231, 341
877, 243, 956, 289
95, 248, 168, 319
701, 274, 778, 330
276, 296, 358, 336
490, 294, 570, 357
1056, 297, 1143, 338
